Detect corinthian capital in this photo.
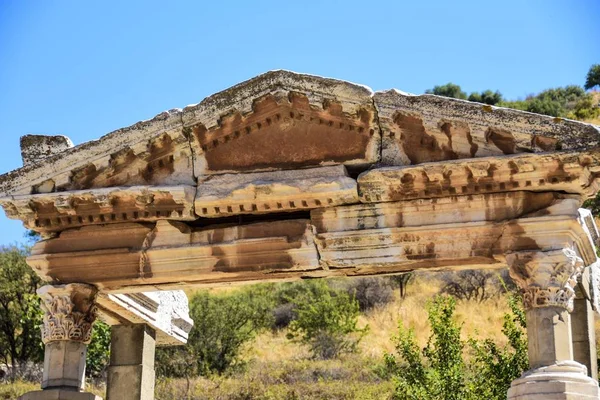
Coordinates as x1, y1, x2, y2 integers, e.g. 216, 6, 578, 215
37, 283, 98, 344
506, 248, 584, 312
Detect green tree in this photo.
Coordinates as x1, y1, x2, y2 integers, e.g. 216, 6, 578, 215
385, 296, 468, 400
156, 285, 274, 377
0, 245, 44, 379
86, 321, 111, 379
468, 90, 503, 105
469, 292, 528, 400
585, 64, 600, 91
426, 83, 467, 99
286, 280, 368, 359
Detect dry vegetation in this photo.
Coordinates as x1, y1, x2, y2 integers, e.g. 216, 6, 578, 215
154, 272, 514, 399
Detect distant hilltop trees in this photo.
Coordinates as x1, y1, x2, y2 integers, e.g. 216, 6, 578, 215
426, 64, 600, 122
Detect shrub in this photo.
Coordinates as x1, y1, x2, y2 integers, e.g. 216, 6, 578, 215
468, 292, 528, 400
345, 277, 394, 312
440, 269, 495, 302
156, 285, 274, 378
0, 245, 44, 380
388, 273, 414, 299
385, 296, 467, 400
383, 293, 529, 400
86, 321, 111, 379
286, 280, 368, 359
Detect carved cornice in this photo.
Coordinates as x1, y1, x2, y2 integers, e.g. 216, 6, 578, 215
37, 283, 98, 344
195, 165, 358, 217
506, 248, 584, 311
0, 185, 196, 232
358, 150, 600, 203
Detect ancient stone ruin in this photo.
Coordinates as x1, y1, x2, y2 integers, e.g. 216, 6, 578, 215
2, 70, 600, 399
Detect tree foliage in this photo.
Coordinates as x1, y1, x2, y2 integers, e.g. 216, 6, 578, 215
385, 296, 467, 400
384, 294, 528, 400
468, 90, 503, 105
425, 83, 467, 99
86, 321, 111, 379
585, 64, 600, 91
469, 292, 528, 400
0, 245, 44, 379
286, 280, 368, 359
156, 285, 274, 378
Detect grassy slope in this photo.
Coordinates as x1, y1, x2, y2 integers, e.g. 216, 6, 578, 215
153, 273, 513, 399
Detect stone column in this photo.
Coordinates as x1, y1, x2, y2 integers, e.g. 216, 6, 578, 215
19, 283, 102, 400
571, 269, 598, 380
507, 248, 600, 400
106, 324, 156, 400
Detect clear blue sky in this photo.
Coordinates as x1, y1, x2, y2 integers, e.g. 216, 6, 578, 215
0, 0, 598, 245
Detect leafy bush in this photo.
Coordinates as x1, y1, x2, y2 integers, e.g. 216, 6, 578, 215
86, 321, 111, 379
344, 277, 394, 312
286, 280, 368, 359
0, 245, 43, 380
156, 285, 274, 378
385, 296, 468, 400
439, 269, 495, 302
469, 292, 528, 400
383, 294, 529, 400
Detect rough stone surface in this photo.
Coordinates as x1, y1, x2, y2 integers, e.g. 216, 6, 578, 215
106, 324, 156, 400
358, 150, 600, 203
507, 361, 600, 399
195, 165, 358, 217
0, 185, 196, 232
19, 390, 102, 400
20, 135, 74, 167
374, 89, 600, 165
99, 290, 193, 345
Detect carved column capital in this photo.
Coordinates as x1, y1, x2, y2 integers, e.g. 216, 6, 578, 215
37, 283, 98, 344
507, 248, 584, 312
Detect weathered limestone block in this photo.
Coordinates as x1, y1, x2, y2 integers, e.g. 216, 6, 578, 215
1, 109, 193, 197
144, 219, 321, 285
27, 220, 321, 291
19, 284, 101, 400
182, 70, 380, 175
374, 89, 600, 165
20, 135, 74, 167
0, 185, 196, 232
98, 290, 193, 345
106, 324, 156, 400
358, 150, 600, 203
313, 192, 592, 271
506, 248, 600, 400
195, 165, 358, 217
311, 191, 559, 233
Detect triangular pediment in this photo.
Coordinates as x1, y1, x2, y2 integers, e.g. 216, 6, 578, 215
1, 70, 599, 234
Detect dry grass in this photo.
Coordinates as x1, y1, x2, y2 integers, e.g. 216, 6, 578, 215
1, 273, 517, 399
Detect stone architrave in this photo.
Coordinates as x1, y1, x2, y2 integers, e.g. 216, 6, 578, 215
19, 283, 102, 400
506, 248, 600, 400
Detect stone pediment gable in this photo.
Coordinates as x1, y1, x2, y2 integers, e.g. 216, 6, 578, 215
1, 70, 599, 235
1, 70, 599, 197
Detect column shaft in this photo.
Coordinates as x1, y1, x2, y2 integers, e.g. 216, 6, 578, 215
106, 324, 156, 400
571, 295, 598, 380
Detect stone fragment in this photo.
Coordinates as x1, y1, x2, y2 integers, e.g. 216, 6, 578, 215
374, 89, 600, 165
358, 150, 600, 203
0, 185, 196, 232
20, 135, 74, 166
182, 70, 380, 174
195, 165, 358, 217
98, 290, 193, 345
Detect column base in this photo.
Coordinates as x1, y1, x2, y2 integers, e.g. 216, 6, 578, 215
508, 361, 600, 399
18, 389, 102, 400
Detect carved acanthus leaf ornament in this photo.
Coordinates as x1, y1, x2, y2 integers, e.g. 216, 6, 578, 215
507, 248, 584, 312
37, 283, 98, 344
